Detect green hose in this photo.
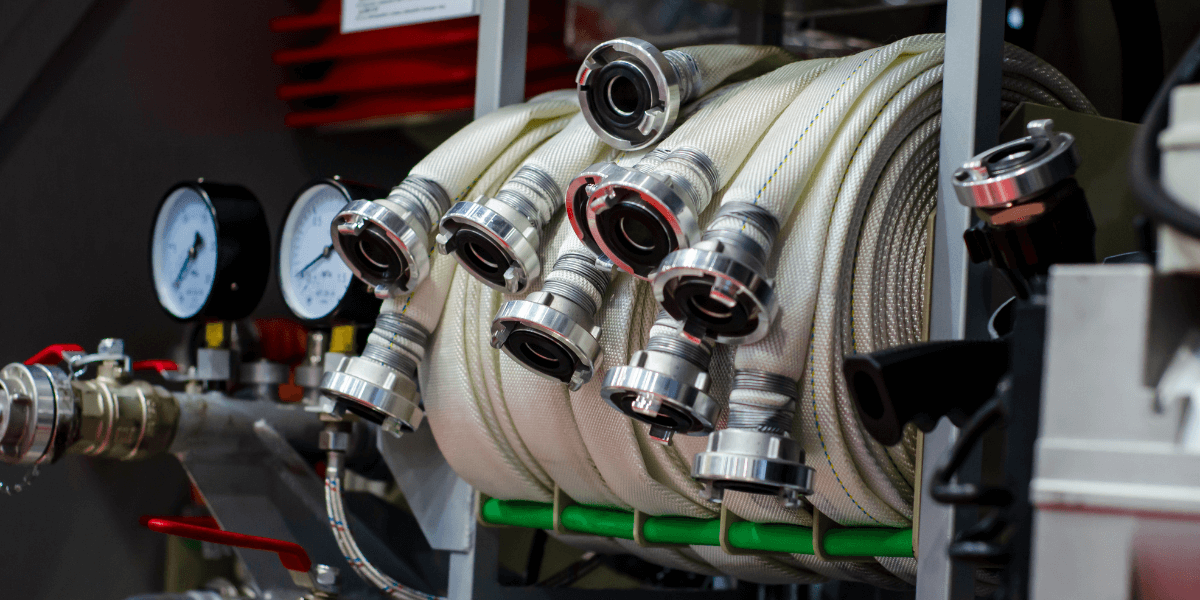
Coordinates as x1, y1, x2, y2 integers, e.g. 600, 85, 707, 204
479, 498, 913, 558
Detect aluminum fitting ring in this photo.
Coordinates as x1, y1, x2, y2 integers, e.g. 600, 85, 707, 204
585, 165, 699, 279
654, 239, 777, 345
0, 362, 74, 466
565, 162, 624, 261
331, 199, 431, 297
492, 294, 603, 391
319, 355, 423, 433
577, 38, 681, 151
438, 199, 541, 293
601, 362, 718, 441
692, 429, 813, 508
952, 119, 1080, 209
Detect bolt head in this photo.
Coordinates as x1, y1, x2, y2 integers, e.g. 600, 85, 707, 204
315, 564, 339, 586
97, 338, 125, 355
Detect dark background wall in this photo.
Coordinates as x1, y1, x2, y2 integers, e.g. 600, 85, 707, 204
0, 0, 1196, 599
0, 1, 426, 598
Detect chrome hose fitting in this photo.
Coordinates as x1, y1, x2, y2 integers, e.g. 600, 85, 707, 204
692, 370, 813, 508
582, 148, 717, 279
320, 313, 427, 436
491, 250, 613, 390
331, 176, 451, 297
654, 202, 780, 344
565, 148, 670, 261
0, 363, 75, 465
576, 38, 701, 151
437, 166, 562, 293
601, 311, 719, 445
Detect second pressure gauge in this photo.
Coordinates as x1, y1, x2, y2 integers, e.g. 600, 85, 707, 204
278, 178, 382, 324
150, 181, 270, 321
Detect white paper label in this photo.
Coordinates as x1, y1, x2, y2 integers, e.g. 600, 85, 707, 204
341, 0, 477, 33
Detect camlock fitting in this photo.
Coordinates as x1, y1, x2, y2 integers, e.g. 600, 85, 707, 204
654, 202, 780, 344
692, 370, 813, 507
331, 177, 451, 297
320, 313, 427, 436
491, 250, 612, 390
438, 166, 562, 293
580, 148, 717, 279
601, 311, 719, 444
576, 38, 701, 151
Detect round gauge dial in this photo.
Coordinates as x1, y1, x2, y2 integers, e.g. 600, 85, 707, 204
278, 178, 382, 324
152, 186, 219, 319
150, 181, 270, 321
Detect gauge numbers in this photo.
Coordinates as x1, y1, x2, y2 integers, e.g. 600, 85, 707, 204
152, 186, 219, 319
280, 183, 356, 321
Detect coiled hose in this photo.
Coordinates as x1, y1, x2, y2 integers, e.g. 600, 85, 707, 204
349, 36, 1095, 588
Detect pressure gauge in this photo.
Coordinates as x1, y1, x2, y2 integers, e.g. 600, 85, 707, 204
278, 178, 382, 324
150, 181, 270, 321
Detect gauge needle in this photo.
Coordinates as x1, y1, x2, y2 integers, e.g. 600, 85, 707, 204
297, 244, 334, 278
173, 232, 204, 288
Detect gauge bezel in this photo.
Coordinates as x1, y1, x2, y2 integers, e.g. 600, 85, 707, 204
277, 177, 383, 326
149, 180, 270, 322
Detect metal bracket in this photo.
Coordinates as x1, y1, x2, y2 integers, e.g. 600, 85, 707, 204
633, 509, 686, 549
551, 484, 575, 536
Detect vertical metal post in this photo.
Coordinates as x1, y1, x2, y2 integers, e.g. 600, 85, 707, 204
736, 0, 784, 46
918, 0, 1005, 598
474, 0, 529, 118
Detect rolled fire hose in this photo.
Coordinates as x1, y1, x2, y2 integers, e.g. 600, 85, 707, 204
408, 35, 1092, 586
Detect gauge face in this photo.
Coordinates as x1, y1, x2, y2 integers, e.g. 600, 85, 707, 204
279, 182, 356, 321
151, 186, 219, 319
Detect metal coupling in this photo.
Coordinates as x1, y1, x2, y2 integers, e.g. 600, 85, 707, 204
320, 313, 427, 436
437, 166, 562, 293
601, 312, 719, 444
581, 148, 717, 279
491, 250, 612, 390
0, 363, 75, 465
952, 119, 1080, 210
692, 370, 812, 507
331, 176, 451, 296
576, 37, 700, 151
653, 202, 780, 344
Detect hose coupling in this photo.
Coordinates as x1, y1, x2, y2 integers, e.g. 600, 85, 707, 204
577, 37, 701, 151
654, 202, 779, 344
491, 250, 612, 390
692, 370, 812, 507
331, 176, 450, 297
601, 312, 718, 444
438, 166, 561, 293
582, 148, 717, 279
319, 313, 428, 436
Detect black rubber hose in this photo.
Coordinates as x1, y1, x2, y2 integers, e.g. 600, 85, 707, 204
1129, 31, 1200, 240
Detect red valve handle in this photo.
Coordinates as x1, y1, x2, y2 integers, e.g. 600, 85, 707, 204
140, 515, 313, 573
132, 359, 180, 374
24, 344, 85, 366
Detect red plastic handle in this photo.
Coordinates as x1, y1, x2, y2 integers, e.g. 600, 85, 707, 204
24, 344, 85, 366
140, 515, 313, 573
132, 359, 180, 374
